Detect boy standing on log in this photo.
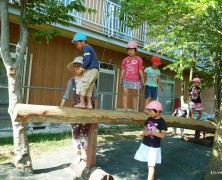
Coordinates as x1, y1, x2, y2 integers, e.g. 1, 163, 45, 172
71, 32, 99, 110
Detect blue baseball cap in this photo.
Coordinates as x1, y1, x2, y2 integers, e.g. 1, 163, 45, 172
72, 32, 87, 42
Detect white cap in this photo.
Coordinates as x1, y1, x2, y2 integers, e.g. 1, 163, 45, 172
67, 56, 83, 72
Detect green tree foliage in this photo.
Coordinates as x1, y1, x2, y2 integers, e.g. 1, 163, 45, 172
119, 0, 222, 178
119, 0, 221, 102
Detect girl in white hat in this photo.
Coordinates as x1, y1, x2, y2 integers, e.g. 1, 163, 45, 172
61, 56, 98, 164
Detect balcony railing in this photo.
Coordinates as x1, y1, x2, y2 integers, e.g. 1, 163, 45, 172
9, 0, 156, 47
62, 0, 156, 47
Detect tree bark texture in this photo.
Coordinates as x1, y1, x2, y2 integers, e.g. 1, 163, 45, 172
214, 54, 222, 119
205, 112, 222, 179
13, 104, 216, 133
0, 0, 32, 172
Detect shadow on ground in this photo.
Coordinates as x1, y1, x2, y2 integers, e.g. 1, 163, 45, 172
0, 134, 213, 180
96, 134, 211, 180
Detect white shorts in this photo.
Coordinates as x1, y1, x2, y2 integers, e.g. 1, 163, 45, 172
134, 143, 161, 166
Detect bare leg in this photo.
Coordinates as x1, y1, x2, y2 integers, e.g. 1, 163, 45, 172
86, 96, 93, 109
75, 95, 86, 108
193, 109, 202, 139
144, 97, 152, 112
123, 87, 128, 112
196, 110, 202, 120
148, 165, 155, 180
132, 89, 138, 112
191, 108, 195, 119
197, 110, 204, 137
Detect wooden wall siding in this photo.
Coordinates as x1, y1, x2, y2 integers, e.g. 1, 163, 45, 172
8, 23, 214, 113
27, 36, 81, 106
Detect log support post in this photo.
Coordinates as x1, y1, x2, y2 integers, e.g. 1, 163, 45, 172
87, 123, 98, 168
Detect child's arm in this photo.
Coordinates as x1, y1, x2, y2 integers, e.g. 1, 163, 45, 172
172, 109, 177, 116
195, 89, 201, 93
157, 75, 163, 91
139, 69, 145, 86
143, 126, 152, 136
119, 69, 125, 86
151, 130, 166, 139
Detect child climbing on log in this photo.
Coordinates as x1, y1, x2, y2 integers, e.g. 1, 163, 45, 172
144, 56, 163, 112
134, 101, 167, 180
119, 41, 144, 113
61, 56, 98, 164
189, 77, 204, 139
172, 103, 189, 136
71, 32, 99, 110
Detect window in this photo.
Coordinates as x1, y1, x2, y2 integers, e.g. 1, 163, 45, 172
158, 75, 175, 114
97, 61, 116, 109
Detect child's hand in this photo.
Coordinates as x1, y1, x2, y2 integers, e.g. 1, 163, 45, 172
161, 86, 163, 92
119, 80, 123, 87
144, 130, 152, 136
75, 68, 83, 75
141, 79, 145, 86
141, 85, 144, 92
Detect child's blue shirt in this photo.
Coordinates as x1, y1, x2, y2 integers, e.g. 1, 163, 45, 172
81, 44, 99, 70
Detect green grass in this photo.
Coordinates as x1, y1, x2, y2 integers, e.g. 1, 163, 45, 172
0, 125, 143, 164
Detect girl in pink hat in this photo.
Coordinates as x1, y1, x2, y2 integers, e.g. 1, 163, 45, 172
189, 77, 204, 138
134, 101, 167, 180
119, 41, 145, 113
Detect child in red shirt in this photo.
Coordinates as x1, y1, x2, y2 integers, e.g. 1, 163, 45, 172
119, 41, 144, 112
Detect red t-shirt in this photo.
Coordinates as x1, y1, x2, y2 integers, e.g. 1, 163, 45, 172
121, 56, 144, 81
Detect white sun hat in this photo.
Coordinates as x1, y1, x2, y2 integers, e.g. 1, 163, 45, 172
67, 56, 83, 72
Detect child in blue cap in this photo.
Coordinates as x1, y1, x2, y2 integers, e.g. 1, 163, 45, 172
72, 32, 99, 109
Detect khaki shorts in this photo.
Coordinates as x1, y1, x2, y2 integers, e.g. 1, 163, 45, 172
77, 68, 99, 97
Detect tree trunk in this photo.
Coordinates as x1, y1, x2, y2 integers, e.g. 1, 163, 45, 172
205, 53, 222, 179
0, 0, 32, 172
214, 53, 222, 119
205, 112, 222, 179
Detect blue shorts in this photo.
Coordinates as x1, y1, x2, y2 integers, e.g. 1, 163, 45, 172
145, 85, 157, 99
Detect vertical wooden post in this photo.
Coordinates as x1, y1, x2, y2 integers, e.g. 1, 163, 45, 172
86, 123, 98, 168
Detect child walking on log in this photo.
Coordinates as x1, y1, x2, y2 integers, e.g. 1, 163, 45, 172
189, 77, 204, 139
61, 56, 98, 164
134, 101, 167, 180
119, 41, 144, 112
144, 56, 163, 111
72, 32, 99, 110
172, 103, 189, 136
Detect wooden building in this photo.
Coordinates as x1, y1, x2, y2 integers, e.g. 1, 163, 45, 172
0, 0, 215, 129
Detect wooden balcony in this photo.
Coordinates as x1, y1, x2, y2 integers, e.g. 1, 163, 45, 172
62, 0, 157, 47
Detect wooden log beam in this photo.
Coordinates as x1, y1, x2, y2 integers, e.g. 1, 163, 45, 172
13, 104, 216, 133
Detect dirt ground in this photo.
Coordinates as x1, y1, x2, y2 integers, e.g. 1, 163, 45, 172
0, 129, 217, 180
96, 129, 213, 180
